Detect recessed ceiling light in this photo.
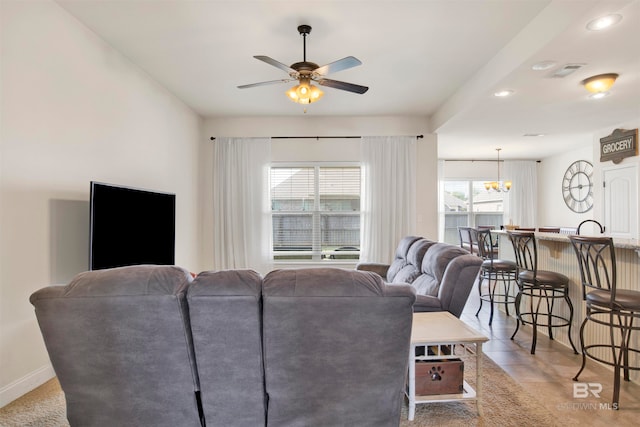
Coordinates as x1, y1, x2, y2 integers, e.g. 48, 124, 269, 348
494, 90, 514, 97
589, 92, 610, 100
531, 61, 556, 71
586, 14, 622, 31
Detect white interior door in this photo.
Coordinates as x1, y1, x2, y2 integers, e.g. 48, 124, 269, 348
603, 164, 638, 238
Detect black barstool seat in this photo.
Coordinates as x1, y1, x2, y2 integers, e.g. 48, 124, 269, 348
587, 289, 640, 311
481, 258, 516, 271
518, 270, 569, 287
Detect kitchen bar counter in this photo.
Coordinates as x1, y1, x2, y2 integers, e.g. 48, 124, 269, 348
491, 229, 640, 382
492, 229, 640, 252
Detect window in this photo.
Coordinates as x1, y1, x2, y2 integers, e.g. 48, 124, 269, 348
443, 180, 505, 245
271, 165, 361, 261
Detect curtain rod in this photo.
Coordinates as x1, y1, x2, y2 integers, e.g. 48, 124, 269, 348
444, 159, 541, 163
444, 159, 504, 162
210, 135, 424, 141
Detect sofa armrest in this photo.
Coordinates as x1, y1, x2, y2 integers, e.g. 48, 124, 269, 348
412, 295, 444, 312
437, 255, 482, 317
355, 263, 390, 279
382, 282, 417, 300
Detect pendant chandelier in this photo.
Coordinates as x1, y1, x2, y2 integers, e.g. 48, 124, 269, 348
484, 148, 512, 192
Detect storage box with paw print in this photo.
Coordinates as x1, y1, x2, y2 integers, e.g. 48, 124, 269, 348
415, 359, 464, 395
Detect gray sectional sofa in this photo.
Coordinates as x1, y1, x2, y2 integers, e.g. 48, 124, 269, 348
357, 236, 482, 317
30, 265, 416, 427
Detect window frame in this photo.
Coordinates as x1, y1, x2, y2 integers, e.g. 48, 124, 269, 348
270, 161, 361, 262
442, 179, 505, 245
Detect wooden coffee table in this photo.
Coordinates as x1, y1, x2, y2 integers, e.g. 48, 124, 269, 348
406, 311, 489, 420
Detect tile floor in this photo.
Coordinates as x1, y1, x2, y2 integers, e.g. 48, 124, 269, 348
461, 288, 640, 426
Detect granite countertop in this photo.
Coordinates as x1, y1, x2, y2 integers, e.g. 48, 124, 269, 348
491, 229, 640, 251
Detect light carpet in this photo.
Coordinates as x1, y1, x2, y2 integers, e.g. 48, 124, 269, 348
0, 354, 559, 427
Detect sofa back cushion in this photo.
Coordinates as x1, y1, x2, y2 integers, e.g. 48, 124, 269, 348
386, 235, 421, 282
392, 238, 436, 284
412, 243, 470, 296
29, 265, 202, 427
187, 269, 265, 427
262, 268, 415, 427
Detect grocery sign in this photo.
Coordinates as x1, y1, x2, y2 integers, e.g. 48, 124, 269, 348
600, 128, 638, 164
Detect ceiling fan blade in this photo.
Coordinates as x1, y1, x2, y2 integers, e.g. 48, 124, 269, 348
316, 78, 369, 94
314, 56, 362, 76
254, 55, 296, 74
237, 79, 294, 89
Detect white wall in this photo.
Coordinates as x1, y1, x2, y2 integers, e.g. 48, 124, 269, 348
537, 144, 593, 229
442, 160, 502, 180
0, 0, 202, 406
201, 116, 436, 270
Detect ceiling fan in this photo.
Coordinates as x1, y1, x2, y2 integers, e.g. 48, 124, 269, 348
238, 25, 368, 105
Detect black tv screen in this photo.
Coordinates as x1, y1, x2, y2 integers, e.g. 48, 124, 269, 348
89, 181, 176, 270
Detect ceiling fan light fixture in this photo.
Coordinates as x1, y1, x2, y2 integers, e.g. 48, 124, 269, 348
581, 73, 618, 93
310, 85, 323, 100
286, 80, 323, 104
240, 25, 365, 105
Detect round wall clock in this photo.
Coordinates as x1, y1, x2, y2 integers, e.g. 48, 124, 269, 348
562, 160, 594, 213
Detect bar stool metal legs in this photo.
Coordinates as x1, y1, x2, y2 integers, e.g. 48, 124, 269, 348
475, 264, 517, 325
510, 283, 577, 354
573, 308, 640, 408
570, 234, 640, 409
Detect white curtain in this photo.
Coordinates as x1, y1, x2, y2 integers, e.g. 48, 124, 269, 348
360, 136, 417, 262
212, 137, 271, 273
437, 159, 446, 242
503, 160, 537, 228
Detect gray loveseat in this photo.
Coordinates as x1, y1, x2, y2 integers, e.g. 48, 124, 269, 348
357, 236, 482, 317
30, 265, 415, 427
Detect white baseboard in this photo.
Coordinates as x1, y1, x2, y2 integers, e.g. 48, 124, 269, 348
0, 364, 56, 408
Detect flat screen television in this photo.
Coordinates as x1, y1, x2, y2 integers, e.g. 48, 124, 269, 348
89, 181, 176, 270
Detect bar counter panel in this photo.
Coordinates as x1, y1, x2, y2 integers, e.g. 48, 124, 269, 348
493, 230, 640, 382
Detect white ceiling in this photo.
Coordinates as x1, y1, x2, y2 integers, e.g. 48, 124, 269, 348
56, 0, 640, 160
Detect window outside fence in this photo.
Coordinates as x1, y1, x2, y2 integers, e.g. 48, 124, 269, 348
271, 165, 361, 261
443, 180, 505, 245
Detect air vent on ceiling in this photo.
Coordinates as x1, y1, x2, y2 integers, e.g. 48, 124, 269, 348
551, 63, 586, 78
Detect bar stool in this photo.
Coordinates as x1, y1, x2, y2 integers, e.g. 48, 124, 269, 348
458, 226, 477, 255
507, 230, 578, 354
569, 235, 640, 409
472, 228, 517, 325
